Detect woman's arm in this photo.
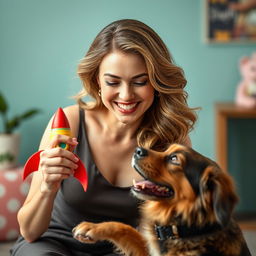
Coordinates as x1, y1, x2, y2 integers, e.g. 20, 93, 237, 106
17, 105, 80, 242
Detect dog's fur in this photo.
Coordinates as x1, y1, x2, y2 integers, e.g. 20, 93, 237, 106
73, 144, 248, 256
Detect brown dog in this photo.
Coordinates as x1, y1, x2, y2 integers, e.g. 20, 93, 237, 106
73, 144, 249, 256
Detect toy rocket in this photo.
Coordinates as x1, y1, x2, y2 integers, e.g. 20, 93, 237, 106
23, 108, 88, 191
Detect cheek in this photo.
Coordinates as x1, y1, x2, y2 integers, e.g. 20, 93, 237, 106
101, 86, 117, 102
140, 86, 155, 103
100, 90, 116, 110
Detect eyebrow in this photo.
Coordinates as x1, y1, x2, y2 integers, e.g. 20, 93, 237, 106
104, 73, 148, 79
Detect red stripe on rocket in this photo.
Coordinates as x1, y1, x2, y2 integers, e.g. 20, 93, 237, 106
23, 108, 88, 191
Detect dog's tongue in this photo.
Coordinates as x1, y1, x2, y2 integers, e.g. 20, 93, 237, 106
133, 179, 173, 197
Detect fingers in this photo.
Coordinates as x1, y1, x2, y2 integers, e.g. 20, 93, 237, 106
45, 158, 78, 171
39, 148, 78, 177
39, 135, 80, 193
69, 138, 78, 152
41, 148, 79, 166
49, 135, 78, 150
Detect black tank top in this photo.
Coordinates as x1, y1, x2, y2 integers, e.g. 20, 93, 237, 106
44, 109, 141, 254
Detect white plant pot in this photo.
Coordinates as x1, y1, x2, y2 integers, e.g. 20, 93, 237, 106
0, 133, 20, 170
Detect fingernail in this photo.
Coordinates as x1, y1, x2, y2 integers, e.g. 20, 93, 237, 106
72, 138, 78, 143
74, 157, 79, 162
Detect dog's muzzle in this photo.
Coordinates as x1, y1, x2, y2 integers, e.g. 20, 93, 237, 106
132, 147, 174, 198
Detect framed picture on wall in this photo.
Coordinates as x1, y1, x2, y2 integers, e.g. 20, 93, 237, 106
204, 0, 256, 43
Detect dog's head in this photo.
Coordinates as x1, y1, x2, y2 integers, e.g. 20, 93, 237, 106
132, 144, 238, 226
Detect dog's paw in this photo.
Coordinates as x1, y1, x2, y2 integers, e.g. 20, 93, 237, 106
72, 222, 100, 244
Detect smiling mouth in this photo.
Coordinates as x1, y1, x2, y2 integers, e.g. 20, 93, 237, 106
115, 102, 139, 113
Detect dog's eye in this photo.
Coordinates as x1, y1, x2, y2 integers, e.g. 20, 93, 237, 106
168, 154, 180, 165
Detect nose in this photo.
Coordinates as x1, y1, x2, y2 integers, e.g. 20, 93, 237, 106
119, 84, 134, 100
134, 147, 148, 159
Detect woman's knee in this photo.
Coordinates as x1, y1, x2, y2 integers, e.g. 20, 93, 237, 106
10, 237, 72, 256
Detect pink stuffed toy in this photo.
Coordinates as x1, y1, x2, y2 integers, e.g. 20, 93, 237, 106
235, 53, 256, 108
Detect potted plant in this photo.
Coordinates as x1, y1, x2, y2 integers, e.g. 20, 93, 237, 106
0, 92, 40, 170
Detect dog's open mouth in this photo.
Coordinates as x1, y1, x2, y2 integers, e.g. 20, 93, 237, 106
131, 160, 174, 198
132, 179, 174, 198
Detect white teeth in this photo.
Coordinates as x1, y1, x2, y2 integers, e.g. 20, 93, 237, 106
133, 179, 137, 187
117, 103, 137, 110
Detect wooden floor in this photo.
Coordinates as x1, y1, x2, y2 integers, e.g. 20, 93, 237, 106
238, 218, 256, 255
239, 220, 256, 230
236, 212, 256, 230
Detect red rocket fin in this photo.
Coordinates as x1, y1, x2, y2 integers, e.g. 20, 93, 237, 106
23, 150, 43, 180
74, 154, 88, 191
23, 150, 88, 191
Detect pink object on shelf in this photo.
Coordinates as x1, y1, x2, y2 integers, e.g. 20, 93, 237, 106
235, 52, 256, 108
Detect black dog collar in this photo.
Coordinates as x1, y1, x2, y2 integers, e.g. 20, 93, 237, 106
155, 223, 223, 241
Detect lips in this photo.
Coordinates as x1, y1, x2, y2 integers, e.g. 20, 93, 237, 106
115, 102, 139, 114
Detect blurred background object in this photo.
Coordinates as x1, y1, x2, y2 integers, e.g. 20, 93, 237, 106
0, 92, 40, 170
235, 52, 256, 107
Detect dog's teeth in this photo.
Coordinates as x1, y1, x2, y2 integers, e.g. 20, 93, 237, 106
133, 179, 137, 187
142, 183, 146, 189
156, 186, 161, 191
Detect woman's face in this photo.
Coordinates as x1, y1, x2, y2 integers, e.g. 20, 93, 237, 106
98, 51, 155, 125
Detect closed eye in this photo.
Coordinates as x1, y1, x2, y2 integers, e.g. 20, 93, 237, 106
133, 80, 148, 86
105, 81, 119, 86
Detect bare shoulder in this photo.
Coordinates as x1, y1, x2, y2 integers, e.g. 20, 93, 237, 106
83, 106, 103, 127
62, 105, 106, 140
63, 105, 80, 138
64, 104, 101, 131
63, 105, 106, 139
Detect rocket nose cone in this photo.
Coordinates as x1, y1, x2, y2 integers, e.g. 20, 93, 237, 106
51, 107, 70, 129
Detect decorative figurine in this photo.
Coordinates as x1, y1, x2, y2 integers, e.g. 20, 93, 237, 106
23, 108, 88, 191
235, 52, 256, 108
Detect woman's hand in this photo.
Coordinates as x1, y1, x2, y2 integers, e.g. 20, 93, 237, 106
39, 135, 79, 194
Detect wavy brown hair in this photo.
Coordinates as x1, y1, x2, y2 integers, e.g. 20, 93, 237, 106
75, 19, 197, 151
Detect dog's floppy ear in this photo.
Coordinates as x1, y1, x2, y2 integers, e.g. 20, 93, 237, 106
200, 166, 238, 226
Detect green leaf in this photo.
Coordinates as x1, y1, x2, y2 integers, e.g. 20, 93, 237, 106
6, 116, 21, 133
20, 109, 41, 119
0, 92, 42, 133
0, 93, 8, 114
4, 109, 41, 133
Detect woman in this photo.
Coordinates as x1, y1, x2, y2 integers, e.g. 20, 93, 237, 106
11, 19, 197, 255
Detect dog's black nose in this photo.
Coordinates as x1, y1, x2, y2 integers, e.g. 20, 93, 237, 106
135, 147, 148, 158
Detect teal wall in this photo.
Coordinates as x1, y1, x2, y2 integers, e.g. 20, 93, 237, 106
0, 1, 255, 210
